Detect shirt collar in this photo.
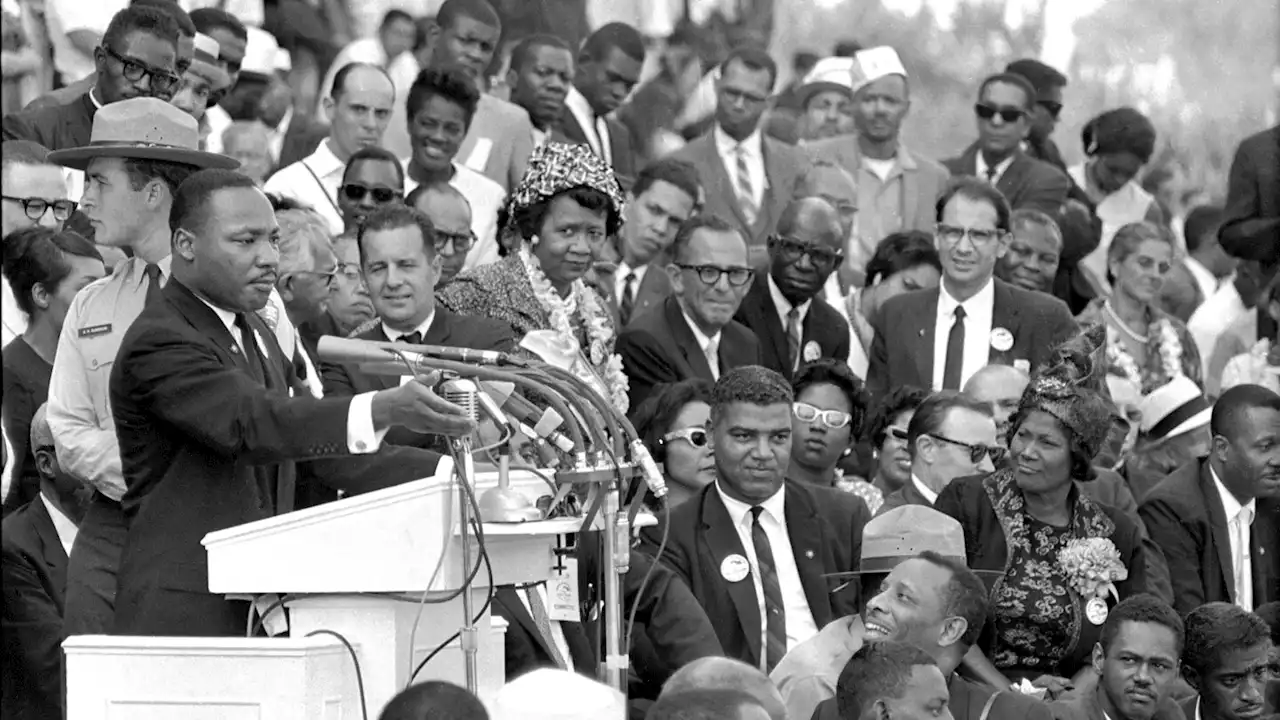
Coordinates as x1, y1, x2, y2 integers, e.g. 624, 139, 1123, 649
40, 493, 78, 556
618, 261, 648, 283
679, 305, 721, 352
767, 272, 811, 322
566, 85, 597, 120
911, 474, 939, 504
715, 124, 763, 159
192, 290, 239, 337
119, 254, 174, 289
382, 309, 436, 343
88, 87, 104, 109
975, 152, 1016, 181
309, 138, 347, 177
716, 480, 786, 528
1209, 465, 1256, 521
938, 276, 995, 316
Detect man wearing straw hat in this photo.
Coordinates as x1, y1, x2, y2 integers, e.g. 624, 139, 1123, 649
775, 505, 1049, 720
43, 97, 241, 637
793, 56, 857, 144
171, 32, 231, 145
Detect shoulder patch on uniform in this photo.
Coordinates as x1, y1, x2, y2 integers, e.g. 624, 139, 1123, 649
78, 323, 112, 338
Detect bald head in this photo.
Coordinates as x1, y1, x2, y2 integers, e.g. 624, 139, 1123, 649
793, 162, 857, 240
963, 364, 1029, 445
30, 403, 53, 450
662, 658, 786, 720
777, 196, 842, 244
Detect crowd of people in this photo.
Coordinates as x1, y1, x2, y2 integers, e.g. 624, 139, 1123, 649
1, 0, 1278, 718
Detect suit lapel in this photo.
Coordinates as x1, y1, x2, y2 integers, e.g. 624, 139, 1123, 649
1251, 498, 1277, 604
1199, 463, 1238, 598
633, 264, 671, 320
757, 138, 787, 235
998, 155, 1029, 204
700, 488, 763, 665
354, 325, 399, 391
29, 499, 68, 599
698, 135, 754, 234
496, 588, 560, 664
914, 290, 940, 386
165, 280, 250, 373
746, 274, 787, 368
666, 298, 714, 380
785, 483, 833, 627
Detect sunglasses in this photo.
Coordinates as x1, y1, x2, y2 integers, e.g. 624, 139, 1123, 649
103, 44, 180, 94
341, 184, 401, 204
887, 426, 909, 442
662, 427, 708, 448
974, 103, 1026, 124
3, 195, 78, 222
769, 236, 843, 270
677, 263, 754, 287
793, 402, 852, 429
434, 230, 476, 255
1037, 100, 1063, 119
929, 433, 1007, 465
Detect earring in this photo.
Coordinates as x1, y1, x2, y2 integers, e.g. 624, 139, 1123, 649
842, 448, 853, 458
529, 234, 541, 248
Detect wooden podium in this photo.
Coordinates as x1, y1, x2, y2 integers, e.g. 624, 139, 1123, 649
64, 459, 583, 718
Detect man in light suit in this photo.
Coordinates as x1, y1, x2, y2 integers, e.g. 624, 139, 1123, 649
558, 23, 644, 191
866, 178, 1077, 400
420, 0, 535, 192
665, 46, 811, 268
804, 46, 950, 273
618, 215, 762, 411
596, 157, 701, 328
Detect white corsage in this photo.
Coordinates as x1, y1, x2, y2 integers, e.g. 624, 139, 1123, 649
1058, 537, 1128, 625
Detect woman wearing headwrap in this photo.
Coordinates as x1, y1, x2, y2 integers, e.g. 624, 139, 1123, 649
935, 324, 1152, 693
438, 142, 630, 411
1071, 107, 1165, 285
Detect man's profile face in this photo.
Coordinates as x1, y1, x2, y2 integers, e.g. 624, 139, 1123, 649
80, 157, 151, 248
964, 370, 1028, 445
883, 664, 954, 720
181, 185, 280, 312
204, 27, 245, 90
1028, 85, 1063, 143
1193, 643, 1272, 720
1216, 406, 1280, 501
709, 401, 792, 505
1093, 621, 1181, 720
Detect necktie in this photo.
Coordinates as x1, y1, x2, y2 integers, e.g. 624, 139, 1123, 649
525, 585, 568, 669
750, 506, 787, 671
398, 331, 423, 345
786, 308, 802, 372
735, 145, 758, 227
234, 313, 266, 385
985, 165, 999, 185
1234, 506, 1254, 609
619, 271, 637, 326
143, 263, 165, 306
942, 305, 966, 390
704, 336, 720, 380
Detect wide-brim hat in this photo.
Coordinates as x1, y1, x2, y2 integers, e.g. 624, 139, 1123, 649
825, 505, 1003, 582
1139, 375, 1212, 440
241, 27, 281, 78
49, 97, 240, 171
796, 56, 857, 108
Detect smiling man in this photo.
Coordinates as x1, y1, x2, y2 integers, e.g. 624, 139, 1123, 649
735, 197, 851, 380
996, 209, 1063, 294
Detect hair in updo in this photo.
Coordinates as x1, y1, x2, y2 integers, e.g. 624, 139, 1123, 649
499, 186, 622, 245
1082, 107, 1157, 163
1007, 405, 1100, 483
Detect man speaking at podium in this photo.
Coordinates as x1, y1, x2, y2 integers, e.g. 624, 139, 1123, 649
108, 169, 476, 637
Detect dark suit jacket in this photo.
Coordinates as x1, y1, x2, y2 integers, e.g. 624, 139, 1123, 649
2, 90, 95, 150
1, 496, 68, 720
320, 306, 516, 449
493, 586, 598, 678
109, 279, 445, 637
866, 278, 1078, 399
1219, 125, 1280, 266
811, 667, 1056, 720
733, 272, 850, 381
1050, 682, 1186, 720
591, 261, 674, 329
1138, 458, 1279, 615
618, 296, 762, 412
943, 144, 1071, 214
639, 481, 869, 669
557, 108, 639, 192
665, 130, 811, 266
879, 479, 934, 514
1, 339, 51, 516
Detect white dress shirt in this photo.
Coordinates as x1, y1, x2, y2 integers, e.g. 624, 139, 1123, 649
615, 262, 649, 306
517, 583, 573, 669
911, 474, 939, 505
975, 153, 1015, 186
403, 160, 506, 271
1190, 282, 1250, 376
382, 311, 436, 386
1209, 466, 1256, 610
681, 306, 722, 380
1183, 256, 1218, 303
203, 104, 233, 155
716, 483, 819, 655
532, 127, 550, 148
191, 292, 386, 453
264, 139, 347, 234
565, 86, 612, 165
714, 125, 766, 210
40, 494, 79, 556
931, 278, 996, 391
265, 106, 295, 166
767, 274, 812, 331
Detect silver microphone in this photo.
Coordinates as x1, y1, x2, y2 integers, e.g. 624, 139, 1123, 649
440, 378, 480, 422
631, 439, 668, 502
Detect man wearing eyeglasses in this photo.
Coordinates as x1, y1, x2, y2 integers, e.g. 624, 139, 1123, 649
735, 197, 851, 381
942, 72, 1070, 216
619, 214, 762, 411
881, 392, 1000, 513
2, 6, 182, 155
866, 178, 1078, 399
408, 182, 475, 287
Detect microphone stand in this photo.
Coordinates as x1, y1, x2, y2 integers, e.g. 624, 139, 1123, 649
454, 432, 479, 694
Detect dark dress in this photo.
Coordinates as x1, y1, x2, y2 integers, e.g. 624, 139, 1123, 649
935, 471, 1150, 680
2, 338, 52, 515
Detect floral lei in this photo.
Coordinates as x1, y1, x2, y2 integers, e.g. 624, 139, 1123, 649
1104, 307, 1183, 394
519, 248, 630, 413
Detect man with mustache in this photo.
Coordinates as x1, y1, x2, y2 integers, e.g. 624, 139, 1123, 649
1181, 603, 1274, 720
1050, 595, 1187, 720
506, 34, 574, 148
264, 62, 396, 234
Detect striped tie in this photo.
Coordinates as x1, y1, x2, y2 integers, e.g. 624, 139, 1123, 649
750, 506, 787, 671
735, 145, 758, 227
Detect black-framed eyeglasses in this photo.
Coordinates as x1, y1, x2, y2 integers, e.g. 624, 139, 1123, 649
2, 196, 78, 222
341, 184, 402, 204
434, 230, 476, 255
793, 402, 852, 429
102, 44, 180, 94
936, 223, 1005, 247
769, 235, 843, 269
676, 263, 754, 287
661, 427, 708, 448
974, 103, 1026, 123
929, 433, 1007, 465
1037, 100, 1063, 119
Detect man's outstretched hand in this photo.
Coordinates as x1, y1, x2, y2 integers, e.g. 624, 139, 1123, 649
371, 373, 477, 437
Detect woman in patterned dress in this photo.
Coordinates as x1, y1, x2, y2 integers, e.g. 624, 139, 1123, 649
1076, 221, 1201, 397
936, 325, 1152, 693
438, 142, 630, 412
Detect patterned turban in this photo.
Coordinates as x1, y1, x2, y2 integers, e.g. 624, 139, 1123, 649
1018, 323, 1115, 460
500, 142, 625, 239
